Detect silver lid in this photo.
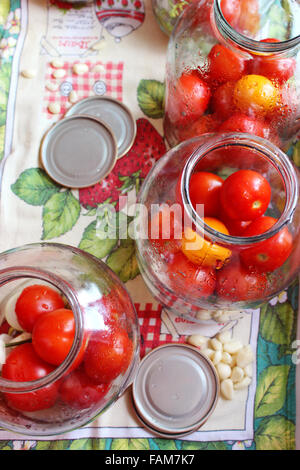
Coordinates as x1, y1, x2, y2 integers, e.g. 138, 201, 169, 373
65, 96, 136, 159
132, 344, 219, 437
40, 115, 117, 188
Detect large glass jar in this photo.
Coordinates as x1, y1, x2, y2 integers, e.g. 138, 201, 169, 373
0, 243, 139, 436
135, 133, 300, 324
164, 0, 300, 150
151, 0, 193, 36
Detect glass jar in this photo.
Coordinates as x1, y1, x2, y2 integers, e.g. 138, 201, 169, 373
0, 243, 139, 436
151, 0, 193, 36
163, 0, 300, 150
135, 133, 300, 324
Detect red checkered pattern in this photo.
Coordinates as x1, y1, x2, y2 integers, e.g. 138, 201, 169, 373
136, 303, 186, 358
43, 61, 124, 118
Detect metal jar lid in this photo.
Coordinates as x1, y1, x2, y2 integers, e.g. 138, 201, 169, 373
65, 96, 136, 159
132, 344, 219, 438
40, 114, 117, 188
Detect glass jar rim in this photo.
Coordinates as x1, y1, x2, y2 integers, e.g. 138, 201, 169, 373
0, 264, 84, 393
214, 0, 300, 53
181, 132, 299, 246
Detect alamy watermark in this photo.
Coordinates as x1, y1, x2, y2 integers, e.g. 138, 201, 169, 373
95, 192, 206, 249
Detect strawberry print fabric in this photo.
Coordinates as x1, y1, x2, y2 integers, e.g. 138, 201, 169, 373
0, 0, 299, 451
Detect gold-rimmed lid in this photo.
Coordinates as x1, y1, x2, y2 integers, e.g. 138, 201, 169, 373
65, 96, 136, 159
40, 114, 117, 188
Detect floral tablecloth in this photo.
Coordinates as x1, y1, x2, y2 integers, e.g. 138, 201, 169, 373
0, 0, 299, 451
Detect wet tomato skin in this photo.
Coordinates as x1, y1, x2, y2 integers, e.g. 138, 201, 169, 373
32, 308, 87, 368
218, 113, 271, 139
167, 252, 216, 297
216, 261, 267, 301
169, 71, 211, 127
189, 171, 224, 217
59, 368, 111, 409
84, 327, 133, 384
240, 216, 293, 272
2, 343, 59, 412
208, 44, 246, 85
219, 169, 271, 221
249, 38, 296, 84
15, 284, 65, 333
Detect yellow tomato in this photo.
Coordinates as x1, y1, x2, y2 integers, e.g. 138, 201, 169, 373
203, 217, 229, 235
181, 219, 231, 269
233, 74, 279, 116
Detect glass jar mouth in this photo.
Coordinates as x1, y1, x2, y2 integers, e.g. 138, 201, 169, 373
181, 132, 299, 246
0, 265, 84, 393
214, 0, 300, 53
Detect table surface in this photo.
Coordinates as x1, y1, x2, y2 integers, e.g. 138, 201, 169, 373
0, 0, 299, 451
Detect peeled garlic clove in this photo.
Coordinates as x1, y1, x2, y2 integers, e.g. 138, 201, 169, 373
221, 379, 234, 400
45, 81, 59, 92
48, 103, 61, 114
221, 351, 233, 366
231, 366, 245, 383
223, 340, 243, 355
52, 69, 66, 79
244, 363, 253, 378
216, 362, 231, 380
212, 350, 222, 365
234, 376, 252, 390
187, 334, 208, 349
21, 69, 36, 79
68, 90, 78, 104
236, 345, 254, 368
216, 330, 232, 344
202, 348, 214, 359
210, 338, 223, 351
92, 64, 105, 73
51, 58, 65, 69
73, 63, 89, 75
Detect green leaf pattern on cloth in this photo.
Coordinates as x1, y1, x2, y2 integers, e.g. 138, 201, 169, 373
137, 79, 165, 119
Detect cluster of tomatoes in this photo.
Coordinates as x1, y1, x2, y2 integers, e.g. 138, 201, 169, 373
150, 169, 293, 303
1, 285, 133, 412
165, 0, 296, 147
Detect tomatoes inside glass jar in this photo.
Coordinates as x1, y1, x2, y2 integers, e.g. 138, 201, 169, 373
0, 244, 139, 435
164, 0, 300, 149
136, 133, 300, 323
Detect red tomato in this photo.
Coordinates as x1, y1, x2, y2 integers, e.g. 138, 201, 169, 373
221, 216, 252, 236
189, 171, 224, 217
169, 71, 211, 127
219, 113, 271, 139
84, 327, 133, 384
216, 261, 267, 301
149, 206, 182, 257
177, 114, 220, 141
207, 44, 246, 85
59, 368, 110, 409
167, 252, 216, 297
2, 343, 59, 412
240, 216, 293, 272
212, 82, 236, 120
32, 308, 87, 367
236, 0, 260, 36
15, 284, 65, 333
249, 39, 296, 84
220, 170, 271, 221
220, 0, 241, 27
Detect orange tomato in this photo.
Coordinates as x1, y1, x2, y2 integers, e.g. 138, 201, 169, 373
181, 217, 231, 269
233, 74, 279, 117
